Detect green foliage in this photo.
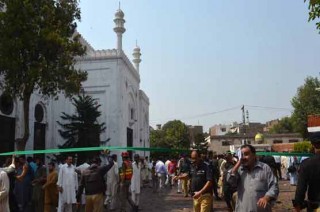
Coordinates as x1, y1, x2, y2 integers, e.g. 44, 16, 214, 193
291, 77, 320, 138
0, 0, 87, 150
57, 95, 105, 164
293, 141, 313, 153
305, 0, 320, 33
150, 120, 190, 159
162, 120, 190, 149
225, 131, 238, 136
192, 133, 209, 154
269, 117, 295, 134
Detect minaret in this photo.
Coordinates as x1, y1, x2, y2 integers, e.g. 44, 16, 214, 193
113, 4, 126, 51
132, 41, 142, 72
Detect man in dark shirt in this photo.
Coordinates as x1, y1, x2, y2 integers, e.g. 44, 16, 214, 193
177, 153, 191, 197
77, 154, 114, 212
294, 134, 320, 212
222, 151, 237, 211
207, 151, 221, 200
175, 150, 213, 212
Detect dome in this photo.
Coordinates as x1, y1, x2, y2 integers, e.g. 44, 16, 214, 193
115, 9, 124, 19
255, 133, 264, 142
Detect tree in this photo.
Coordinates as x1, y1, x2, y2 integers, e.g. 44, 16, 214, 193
293, 141, 313, 153
305, 0, 320, 33
269, 117, 295, 134
291, 77, 320, 138
192, 133, 209, 154
162, 120, 190, 150
150, 129, 166, 148
0, 0, 87, 150
57, 94, 105, 164
150, 120, 190, 159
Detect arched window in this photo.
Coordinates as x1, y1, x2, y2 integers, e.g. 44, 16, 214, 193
34, 104, 44, 123
0, 94, 14, 115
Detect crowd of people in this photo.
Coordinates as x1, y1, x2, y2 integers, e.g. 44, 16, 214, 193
0, 140, 319, 212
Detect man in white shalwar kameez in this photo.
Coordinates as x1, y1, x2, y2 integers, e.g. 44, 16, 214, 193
131, 154, 141, 212
104, 154, 119, 210
0, 170, 10, 212
57, 156, 78, 212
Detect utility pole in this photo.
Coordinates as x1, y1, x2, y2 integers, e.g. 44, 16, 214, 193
246, 110, 249, 125
241, 105, 246, 144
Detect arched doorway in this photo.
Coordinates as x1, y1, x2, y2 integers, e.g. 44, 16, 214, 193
33, 103, 46, 162
0, 94, 15, 164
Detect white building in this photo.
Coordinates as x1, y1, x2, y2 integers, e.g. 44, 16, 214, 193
209, 123, 239, 136
0, 7, 150, 161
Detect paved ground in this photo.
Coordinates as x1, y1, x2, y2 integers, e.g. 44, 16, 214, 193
138, 179, 297, 212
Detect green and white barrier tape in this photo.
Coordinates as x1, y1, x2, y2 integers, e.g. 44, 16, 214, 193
0, 146, 190, 156
0, 146, 313, 157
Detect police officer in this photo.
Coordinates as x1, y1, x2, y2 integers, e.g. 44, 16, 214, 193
175, 150, 213, 212
293, 133, 320, 212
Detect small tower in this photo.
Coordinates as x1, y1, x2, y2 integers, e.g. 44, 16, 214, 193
132, 42, 142, 72
113, 4, 126, 51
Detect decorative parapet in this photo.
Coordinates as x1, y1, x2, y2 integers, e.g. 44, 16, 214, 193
139, 90, 149, 104
76, 49, 140, 82
76, 49, 119, 61
75, 31, 95, 54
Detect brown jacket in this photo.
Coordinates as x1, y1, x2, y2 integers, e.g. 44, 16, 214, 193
77, 161, 114, 201
43, 170, 58, 206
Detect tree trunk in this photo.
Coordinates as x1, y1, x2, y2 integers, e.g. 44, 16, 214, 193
16, 92, 31, 151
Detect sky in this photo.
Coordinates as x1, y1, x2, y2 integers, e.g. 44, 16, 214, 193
77, 0, 320, 132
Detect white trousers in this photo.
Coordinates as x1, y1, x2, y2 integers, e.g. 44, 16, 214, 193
58, 200, 73, 212
131, 192, 140, 206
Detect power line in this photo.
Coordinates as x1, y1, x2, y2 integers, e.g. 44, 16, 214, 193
150, 104, 292, 124
245, 105, 292, 111
150, 105, 242, 122
182, 106, 242, 120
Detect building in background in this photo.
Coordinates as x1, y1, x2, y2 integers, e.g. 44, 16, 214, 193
209, 123, 237, 136
264, 119, 280, 132
208, 133, 303, 154
0, 7, 150, 160
188, 125, 203, 145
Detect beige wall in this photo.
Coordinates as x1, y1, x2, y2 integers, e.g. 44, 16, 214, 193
209, 133, 303, 154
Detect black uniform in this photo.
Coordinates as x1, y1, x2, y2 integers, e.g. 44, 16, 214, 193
208, 159, 220, 199
189, 161, 213, 195
294, 154, 320, 210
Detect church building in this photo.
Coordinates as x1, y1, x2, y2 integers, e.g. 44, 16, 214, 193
0, 7, 150, 160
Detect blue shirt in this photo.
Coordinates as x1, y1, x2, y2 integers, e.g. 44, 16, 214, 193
155, 161, 167, 174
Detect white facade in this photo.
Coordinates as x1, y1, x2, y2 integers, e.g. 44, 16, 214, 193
0, 8, 150, 161
209, 123, 238, 136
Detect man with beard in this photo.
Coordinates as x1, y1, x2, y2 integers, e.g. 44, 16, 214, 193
57, 155, 78, 212
228, 144, 279, 212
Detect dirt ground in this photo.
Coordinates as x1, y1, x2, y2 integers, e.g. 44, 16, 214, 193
137, 179, 297, 212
